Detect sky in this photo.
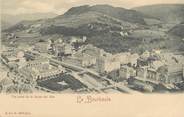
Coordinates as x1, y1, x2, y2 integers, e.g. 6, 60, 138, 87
1, 0, 184, 15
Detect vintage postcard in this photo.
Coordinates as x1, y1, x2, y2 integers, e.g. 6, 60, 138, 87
0, 0, 184, 117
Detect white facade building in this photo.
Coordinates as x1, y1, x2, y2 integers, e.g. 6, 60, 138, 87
53, 43, 72, 56
18, 59, 65, 81
119, 65, 136, 79
80, 54, 96, 67
34, 42, 51, 53
98, 56, 120, 73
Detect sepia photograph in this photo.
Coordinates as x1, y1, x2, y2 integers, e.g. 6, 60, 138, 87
0, 0, 184, 116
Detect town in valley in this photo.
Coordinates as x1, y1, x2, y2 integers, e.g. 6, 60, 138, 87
1, 4, 184, 94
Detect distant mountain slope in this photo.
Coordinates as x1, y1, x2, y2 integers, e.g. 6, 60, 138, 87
169, 22, 184, 38
1, 13, 57, 30
1, 20, 13, 30
133, 4, 184, 23
2, 12, 57, 21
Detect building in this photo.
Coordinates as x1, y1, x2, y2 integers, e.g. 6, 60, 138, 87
162, 65, 183, 84
7, 33, 17, 39
112, 53, 139, 66
183, 65, 184, 79
112, 52, 130, 65
53, 43, 73, 56
70, 36, 87, 44
107, 65, 136, 82
130, 53, 140, 66
136, 66, 149, 80
82, 44, 112, 58
74, 52, 96, 67
0, 66, 8, 82
161, 53, 184, 84
146, 68, 158, 82
0, 78, 14, 90
150, 60, 165, 70
33, 42, 51, 53
62, 53, 96, 67
97, 56, 120, 73
80, 54, 96, 67
1, 50, 26, 69
137, 55, 160, 67
24, 51, 41, 61
141, 50, 150, 59
18, 59, 65, 81
136, 63, 184, 84
22, 59, 49, 68
119, 65, 136, 80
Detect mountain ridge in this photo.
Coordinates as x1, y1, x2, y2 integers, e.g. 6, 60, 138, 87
62, 4, 147, 25
133, 4, 184, 23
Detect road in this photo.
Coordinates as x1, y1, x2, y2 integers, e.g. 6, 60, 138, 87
70, 72, 103, 93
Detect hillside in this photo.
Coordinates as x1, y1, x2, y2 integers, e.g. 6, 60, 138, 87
169, 23, 184, 38
5, 5, 145, 36
3, 4, 184, 53
133, 4, 184, 23
40, 11, 138, 35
